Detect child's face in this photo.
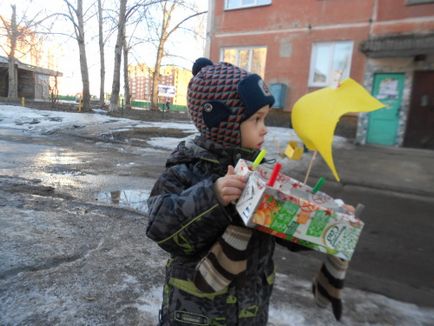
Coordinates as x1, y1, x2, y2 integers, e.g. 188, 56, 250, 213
240, 106, 270, 150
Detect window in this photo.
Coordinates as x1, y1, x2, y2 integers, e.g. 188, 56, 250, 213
220, 47, 267, 77
308, 41, 353, 87
225, 0, 271, 10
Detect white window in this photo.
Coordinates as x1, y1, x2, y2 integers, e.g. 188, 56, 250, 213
225, 0, 271, 10
220, 46, 267, 77
308, 41, 354, 87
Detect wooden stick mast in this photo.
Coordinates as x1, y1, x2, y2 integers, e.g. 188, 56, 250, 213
303, 151, 317, 184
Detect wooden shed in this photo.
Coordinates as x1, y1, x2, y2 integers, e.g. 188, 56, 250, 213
0, 55, 62, 100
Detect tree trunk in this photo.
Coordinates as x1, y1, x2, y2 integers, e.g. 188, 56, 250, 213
150, 44, 164, 111
97, 0, 105, 107
77, 0, 91, 111
8, 5, 18, 99
109, 0, 127, 112
150, 2, 175, 111
123, 35, 131, 109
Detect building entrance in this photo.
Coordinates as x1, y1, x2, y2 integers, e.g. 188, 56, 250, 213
404, 71, 434, 149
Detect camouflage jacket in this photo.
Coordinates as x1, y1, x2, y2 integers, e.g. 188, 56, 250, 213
147, 136, 279, 325
146, 135, 272, 253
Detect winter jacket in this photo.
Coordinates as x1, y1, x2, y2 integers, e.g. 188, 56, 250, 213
146, 136, 277, 325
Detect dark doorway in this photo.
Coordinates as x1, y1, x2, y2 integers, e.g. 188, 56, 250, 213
404, 71, 434, 149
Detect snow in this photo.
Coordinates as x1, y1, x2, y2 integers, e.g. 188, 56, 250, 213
1, 104, 434, 324
0, 105, 196, 138
110, 276, 434, 326
147, 136, 194, 150
0, 104, 348, 159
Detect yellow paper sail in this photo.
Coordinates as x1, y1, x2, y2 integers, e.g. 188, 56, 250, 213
291, 78, 384, 181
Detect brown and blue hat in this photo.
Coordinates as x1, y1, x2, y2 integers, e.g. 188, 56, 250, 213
187, 58, 274, 148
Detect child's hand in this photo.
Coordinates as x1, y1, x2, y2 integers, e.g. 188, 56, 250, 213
343, 204, 355, 213
214, 165, 246, 206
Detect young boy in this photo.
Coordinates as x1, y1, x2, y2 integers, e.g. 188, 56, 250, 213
146, 58, 347, 325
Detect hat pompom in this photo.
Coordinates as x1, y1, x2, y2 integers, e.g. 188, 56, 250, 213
192, 57, 213, 76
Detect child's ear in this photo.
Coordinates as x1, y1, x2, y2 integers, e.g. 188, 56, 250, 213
202, 101, 231, 129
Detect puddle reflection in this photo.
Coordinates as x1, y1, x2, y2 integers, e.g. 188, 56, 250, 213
33, 149, 83, 165
96, 190, 150, 214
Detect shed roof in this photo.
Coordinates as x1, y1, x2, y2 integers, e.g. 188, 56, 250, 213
0, 55, 62, 76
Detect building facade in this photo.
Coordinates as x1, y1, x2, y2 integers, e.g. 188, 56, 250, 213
128, 64, 191, 106
206, 0, 434, 149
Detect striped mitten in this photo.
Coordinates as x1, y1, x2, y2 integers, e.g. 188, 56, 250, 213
312, 255, 349, 321
194, 225, 252, 293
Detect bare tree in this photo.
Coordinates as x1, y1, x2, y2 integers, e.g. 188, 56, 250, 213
0, 5, 52, 99
149, 0, 206, 111
123, 34, 131, 109
97, 0, 105, 107
121, 1, 155, 109
61, 0, 91, 111
109, 0, 127, 112
3, 5, 18, 99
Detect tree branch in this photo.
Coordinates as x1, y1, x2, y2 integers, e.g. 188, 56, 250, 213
166, 10, 206, 39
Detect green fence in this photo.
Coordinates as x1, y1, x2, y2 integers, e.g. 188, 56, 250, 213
55, 96, 187, 111
58, 95, 77, 101
131, 100, 187, 112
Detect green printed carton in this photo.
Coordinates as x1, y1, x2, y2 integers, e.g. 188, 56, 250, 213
235, 159, 364, 261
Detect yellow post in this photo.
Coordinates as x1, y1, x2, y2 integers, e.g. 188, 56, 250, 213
78, 99, 83, 112
21, 97, 25, 106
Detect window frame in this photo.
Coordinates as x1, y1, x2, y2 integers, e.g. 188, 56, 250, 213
308, 41, 354, 88
224, 0, 272, 11
219, 46, 267, 77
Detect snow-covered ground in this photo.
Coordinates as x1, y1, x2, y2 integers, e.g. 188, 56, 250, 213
1, 104, 434, 325
0, 104, 350, 155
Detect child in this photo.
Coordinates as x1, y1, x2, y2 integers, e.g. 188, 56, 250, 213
146, 58, 348, 325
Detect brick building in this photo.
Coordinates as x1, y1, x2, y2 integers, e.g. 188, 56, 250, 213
128, 64, 191, 106
206, 0, 434, 148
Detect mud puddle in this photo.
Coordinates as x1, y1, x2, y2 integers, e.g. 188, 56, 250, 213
95, 189, 150, 214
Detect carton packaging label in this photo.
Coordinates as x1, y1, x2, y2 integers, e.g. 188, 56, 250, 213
235, 159, 363, 261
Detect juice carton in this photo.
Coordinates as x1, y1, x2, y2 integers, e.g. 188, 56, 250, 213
235, 159, 364, 261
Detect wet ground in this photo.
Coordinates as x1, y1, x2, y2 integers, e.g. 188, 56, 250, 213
1, 108, 434, 325
0, 126, 178, 325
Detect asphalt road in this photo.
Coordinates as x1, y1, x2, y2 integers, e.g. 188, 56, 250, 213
1, 112, 433, 324
273, 180, 434, 308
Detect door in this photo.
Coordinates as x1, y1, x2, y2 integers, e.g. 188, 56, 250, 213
403, 71, 434, 149
367, 73, 404, 146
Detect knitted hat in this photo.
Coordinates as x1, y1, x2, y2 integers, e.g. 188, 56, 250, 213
187, 58, 275, 148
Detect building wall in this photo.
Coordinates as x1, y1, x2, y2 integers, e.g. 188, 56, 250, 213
173, 68, 191, 106
0, 67, 8, 96
376, 0, 434, 21
34, 74, 50, 100
209, 0, 434, 147
17, 69, 35, 99
213, 0, 374, 33
210, 0, 376, 110
356, 54, 434, 146
128, 64, 190, 106
128, 64, 152, 101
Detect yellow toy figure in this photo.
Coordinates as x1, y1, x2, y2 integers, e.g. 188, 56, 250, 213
291, 78, 384, 181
